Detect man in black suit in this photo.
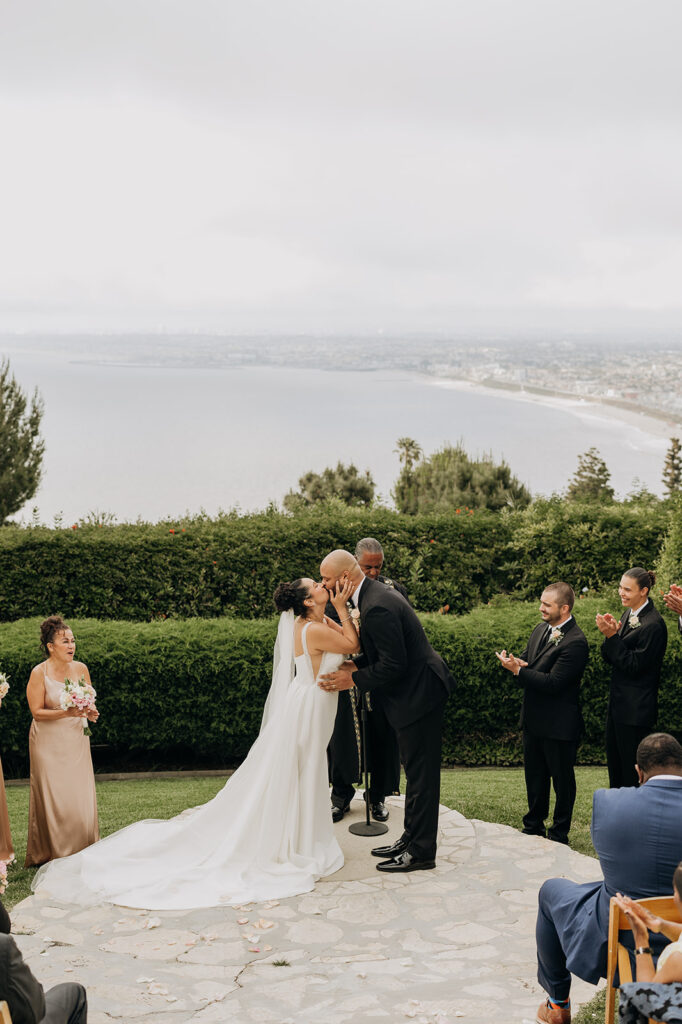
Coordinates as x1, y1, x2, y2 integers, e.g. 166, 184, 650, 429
318, 549, 456, 873
496, 582, 588, 845
327, 538, 405, 824
596, 567, 668, 788
0, 898, 87, 1023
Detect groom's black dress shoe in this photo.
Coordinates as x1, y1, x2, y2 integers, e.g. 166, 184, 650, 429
371, 838, 408, 858
331, 804, 350, 823
376, 851, 436, 873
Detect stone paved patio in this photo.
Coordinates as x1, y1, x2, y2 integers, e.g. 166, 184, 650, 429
9, 794, 603, 1023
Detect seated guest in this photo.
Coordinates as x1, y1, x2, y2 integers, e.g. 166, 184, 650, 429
596, 567, 668, 788
0, 897, 87, 1023
534, 733, 682, 1024
615, 864, 682, 1023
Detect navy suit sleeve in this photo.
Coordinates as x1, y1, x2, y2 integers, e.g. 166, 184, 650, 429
0, 935, 47, 1024
601, 620, 667, 680
517, 638, 588, 695
353, 606, 408, 693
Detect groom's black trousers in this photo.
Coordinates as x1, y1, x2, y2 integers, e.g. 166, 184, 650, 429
397, 700, 445, 861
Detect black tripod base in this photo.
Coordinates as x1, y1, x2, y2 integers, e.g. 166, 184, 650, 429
349, 821, 389, 836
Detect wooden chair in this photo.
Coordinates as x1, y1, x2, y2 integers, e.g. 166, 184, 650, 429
0, 1000, 12, 1024
605, 895, 681, 1024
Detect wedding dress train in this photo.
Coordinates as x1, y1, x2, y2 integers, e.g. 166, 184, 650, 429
32, 617, 344, 909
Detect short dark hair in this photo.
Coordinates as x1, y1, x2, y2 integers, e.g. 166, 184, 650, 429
624, 566, 656, 594
543, 582, 575, 612
636, 733, 682, 775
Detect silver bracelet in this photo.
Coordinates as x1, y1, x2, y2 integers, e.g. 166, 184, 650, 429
339, 616, 351, 623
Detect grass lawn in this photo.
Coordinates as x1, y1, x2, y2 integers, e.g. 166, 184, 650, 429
3, 767, 611, 1021
3, 766, 607, 908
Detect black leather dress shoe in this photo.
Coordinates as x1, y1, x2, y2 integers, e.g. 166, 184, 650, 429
331, 804, 350, 823
371, 837, 408, 858
370, 801, 389, 822
376, 850, 436, 873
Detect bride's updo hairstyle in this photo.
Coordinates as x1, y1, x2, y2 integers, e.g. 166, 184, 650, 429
273, 580, 311, 617
40, 615, 70, 654
624, 567, 656, 595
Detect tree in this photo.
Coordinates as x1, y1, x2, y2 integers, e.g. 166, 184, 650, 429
394, 437, 422, 474
566, 447, 614, 503
392, 442, 532, 513
662, 437, 682, 498
0, 358, 45, 525
283, 461, 375, 512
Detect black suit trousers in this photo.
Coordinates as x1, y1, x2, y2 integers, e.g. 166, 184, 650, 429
43, 983, 88, 1024
396, 700, 445, 860
522, 732, 578, 842
606, 714, 650, 789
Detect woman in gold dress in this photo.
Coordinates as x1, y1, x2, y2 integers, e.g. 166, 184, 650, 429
25, 616, 100, 867
0, 688, 14, 862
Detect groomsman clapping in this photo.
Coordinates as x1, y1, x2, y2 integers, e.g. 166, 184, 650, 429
496, 582, 588, 845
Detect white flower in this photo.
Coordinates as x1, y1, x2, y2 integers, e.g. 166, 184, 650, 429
549, 628, 564, 646
629, 614, 641, 629
350, 608, 361, 632
0, 672, 9, 700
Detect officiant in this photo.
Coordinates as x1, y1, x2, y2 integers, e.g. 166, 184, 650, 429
327, 538, 405, 823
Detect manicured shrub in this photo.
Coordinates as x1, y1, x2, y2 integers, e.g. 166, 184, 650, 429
0, 501, 670, 622
1, 597, 679, 773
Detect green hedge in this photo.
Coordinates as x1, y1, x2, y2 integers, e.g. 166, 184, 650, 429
1, 598, 680, 773
0, 501, 672, 621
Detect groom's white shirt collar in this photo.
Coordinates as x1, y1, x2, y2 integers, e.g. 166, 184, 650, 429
351, 576, 366, 608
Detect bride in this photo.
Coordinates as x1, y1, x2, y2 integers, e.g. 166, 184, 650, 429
32, 577, 360, 909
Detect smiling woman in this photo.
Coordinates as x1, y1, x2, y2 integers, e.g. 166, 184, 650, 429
24, 615, 99, 867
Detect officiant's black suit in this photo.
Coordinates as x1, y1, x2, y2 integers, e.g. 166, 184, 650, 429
516, 617, 589, 843
351, 577, 456, 861
601, 600, 668, 788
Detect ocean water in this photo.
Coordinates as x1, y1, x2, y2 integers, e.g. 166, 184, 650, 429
2, 345, 669, 522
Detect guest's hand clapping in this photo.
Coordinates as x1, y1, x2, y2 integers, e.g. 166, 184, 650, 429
614, 893, 662, 939
664, 584, 682, 616
495, 650, 528, 675
596, 612, 619, 637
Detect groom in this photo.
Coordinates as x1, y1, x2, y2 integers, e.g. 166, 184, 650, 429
319, 549, 456, 872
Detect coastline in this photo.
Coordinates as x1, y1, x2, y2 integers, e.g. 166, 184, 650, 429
427, 376, 680, 442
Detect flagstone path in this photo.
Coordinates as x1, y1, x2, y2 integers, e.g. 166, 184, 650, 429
9, 794, 603, 1023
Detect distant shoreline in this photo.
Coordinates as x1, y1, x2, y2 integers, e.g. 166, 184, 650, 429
426, 376, 681, 442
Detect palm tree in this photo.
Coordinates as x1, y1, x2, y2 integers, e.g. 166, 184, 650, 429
394, 437, 422, 473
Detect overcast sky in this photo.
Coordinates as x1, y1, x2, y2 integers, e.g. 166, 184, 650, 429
2, 0, 682, 333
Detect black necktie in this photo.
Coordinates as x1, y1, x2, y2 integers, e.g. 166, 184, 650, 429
537, 627, 552, 651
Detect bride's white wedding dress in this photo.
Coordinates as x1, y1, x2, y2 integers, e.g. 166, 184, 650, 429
32, 615, 344, 909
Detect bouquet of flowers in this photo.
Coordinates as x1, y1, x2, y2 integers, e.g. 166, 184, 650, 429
0, 671, 9, 701
0, 860, 8, 895
59, 676, 97, 736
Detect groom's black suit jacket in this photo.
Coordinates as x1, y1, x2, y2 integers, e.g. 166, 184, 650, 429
351, 577, 456, 731
601, 599, 668, 727
517, 617, 588, 742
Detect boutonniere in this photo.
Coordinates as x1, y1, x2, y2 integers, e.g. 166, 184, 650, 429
0, 671, 9, 700
549, 628, 564, 646
628, 614, 641, 629
350, 608, 361, 632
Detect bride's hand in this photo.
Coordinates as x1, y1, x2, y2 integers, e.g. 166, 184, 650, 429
330, 577, 355, 612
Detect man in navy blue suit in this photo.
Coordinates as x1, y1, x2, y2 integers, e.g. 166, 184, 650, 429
534, 733, 682, 1024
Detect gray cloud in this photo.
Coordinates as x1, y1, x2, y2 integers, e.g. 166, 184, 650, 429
1, 0, 682, 331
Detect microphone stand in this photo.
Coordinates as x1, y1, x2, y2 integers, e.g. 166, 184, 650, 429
349, 691, 389, 837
